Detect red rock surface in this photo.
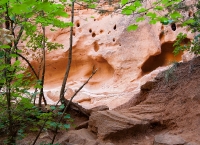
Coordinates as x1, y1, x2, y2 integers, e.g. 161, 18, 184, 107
26, 6, 194, 109
16, 56, 200, 145
71, 56, 200, 145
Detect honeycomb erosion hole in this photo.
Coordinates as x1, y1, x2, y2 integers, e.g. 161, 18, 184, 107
141, 42, 184, 74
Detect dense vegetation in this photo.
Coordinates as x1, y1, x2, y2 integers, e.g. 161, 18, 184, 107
0, 0, 199, 144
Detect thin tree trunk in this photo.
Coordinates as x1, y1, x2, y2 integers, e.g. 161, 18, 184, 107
4, 3, 15, 144
59, 0, 75, 104
34, 56, 43, 105
39, 25, 47, 107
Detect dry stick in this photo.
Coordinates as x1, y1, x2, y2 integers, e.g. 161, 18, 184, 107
59, 0, 75, 104
51, 68, 97, 144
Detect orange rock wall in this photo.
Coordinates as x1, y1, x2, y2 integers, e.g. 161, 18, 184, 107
28, 7, 194, 109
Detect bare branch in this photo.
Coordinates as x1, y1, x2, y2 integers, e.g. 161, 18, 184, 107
51, 67, 97, 144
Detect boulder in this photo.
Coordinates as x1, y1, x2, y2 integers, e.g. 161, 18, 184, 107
154, 133, 186, 145
88, 110, 151, 140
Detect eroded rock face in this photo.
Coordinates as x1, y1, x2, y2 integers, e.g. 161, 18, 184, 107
83, 57, 200, 145
88, 108, 155, 140
29, 5, 194, 109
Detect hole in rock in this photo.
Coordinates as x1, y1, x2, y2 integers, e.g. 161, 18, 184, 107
93, 41, 99, 52
113, 38, 115, 42
84, 57, 114, 88
100, 29, 104, 33
161, 25, 164, 30
159, 31, 165, 41
171, 23, 176, 31
77, 98, 91, 103
89, 29, 92, 33
73, 32, 76, 36
92, 32, 96, 37
76, 22, 80, 27
94, 19, 96, 21
149, 121, 165, 130
108, 31, 111, 34
188, 11, 193, 17
150, 121, 162, 129
113, 24, 116, 30
141, 42, 184, 74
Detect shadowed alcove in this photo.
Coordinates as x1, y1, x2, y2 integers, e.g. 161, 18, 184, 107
141, 42, 183, 74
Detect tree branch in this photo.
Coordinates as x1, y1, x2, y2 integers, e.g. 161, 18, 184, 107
51, 67, 97, 144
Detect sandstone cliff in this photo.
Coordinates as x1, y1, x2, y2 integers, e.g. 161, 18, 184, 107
24, 2, 194, 109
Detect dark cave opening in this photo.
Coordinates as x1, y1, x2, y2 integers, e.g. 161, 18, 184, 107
141, 42, 183, 74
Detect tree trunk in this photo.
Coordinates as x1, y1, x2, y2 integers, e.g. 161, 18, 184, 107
59, 0, 75, 104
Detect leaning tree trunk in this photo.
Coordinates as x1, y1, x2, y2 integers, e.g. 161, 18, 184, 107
59, 0, 75, 104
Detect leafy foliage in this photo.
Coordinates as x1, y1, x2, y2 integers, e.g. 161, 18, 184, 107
120, 0, 198, 32
120, 0, 199, 56
173, 1, 200, 55
0, 0, 73, 144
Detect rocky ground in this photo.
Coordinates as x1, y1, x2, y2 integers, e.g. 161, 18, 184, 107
15, 56, 200, 145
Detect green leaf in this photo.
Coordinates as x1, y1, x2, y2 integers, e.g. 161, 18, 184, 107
149, 19, 157, 24
49, 122, 57, 127
59, 104, 65, 110
136, 17, 145, 22
182, 19, 195, 26
50, 106, 56, 110
63, 124, 70, 129
11, 3, 32, 14
0, 45, 10, 49
146, 12, 157, 19
121, 0, 128, 5
10, 53, 18, 58
127, 24, 138, 31
57, 112, 63, 115
170, 11, 182, 19
0, 0, 8, 5
159, 17, 171, 25
133, 1, 142, 7
13, 60, 21, 66
122, 9, 132, 15
64, 114, 70, 119
165, 1, 175, 7
137, 8, 147, 13
128, 5, 136, 11
154, 6, 163, 11
161, 0, 168, 5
